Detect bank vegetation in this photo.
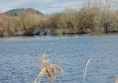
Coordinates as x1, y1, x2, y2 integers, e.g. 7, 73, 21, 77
0, 0, 118, 37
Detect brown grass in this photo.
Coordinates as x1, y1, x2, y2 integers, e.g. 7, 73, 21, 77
1, 2, 118, 37
34, 53, 64, 83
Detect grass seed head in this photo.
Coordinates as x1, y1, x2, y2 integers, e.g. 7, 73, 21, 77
34, 53, 64, 83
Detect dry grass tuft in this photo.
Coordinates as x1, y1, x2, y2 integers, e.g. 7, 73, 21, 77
34, 53, 64, 83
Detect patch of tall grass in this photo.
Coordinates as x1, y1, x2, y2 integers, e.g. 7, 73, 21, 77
34, 53, 64, 83
0, 0, 118, 37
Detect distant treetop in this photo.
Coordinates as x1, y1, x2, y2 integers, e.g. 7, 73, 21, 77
4, 8, 43, 16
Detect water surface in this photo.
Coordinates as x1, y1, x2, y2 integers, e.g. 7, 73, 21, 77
0, 35, 118, 83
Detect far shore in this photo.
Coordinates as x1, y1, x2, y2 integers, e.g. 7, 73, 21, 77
0, 32, 118, 38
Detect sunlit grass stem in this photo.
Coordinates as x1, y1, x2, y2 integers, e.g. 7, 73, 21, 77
34, 53, 64, 83
83, 59, 91, 83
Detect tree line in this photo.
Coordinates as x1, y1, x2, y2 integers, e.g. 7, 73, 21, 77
0, 0, 118, 37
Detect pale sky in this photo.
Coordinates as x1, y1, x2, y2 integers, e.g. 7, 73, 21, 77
0, 0, 118, 14
0, 0, 84, 14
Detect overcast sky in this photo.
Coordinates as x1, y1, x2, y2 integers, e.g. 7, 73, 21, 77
0, 0, 84, 14
0, 0, 118, 14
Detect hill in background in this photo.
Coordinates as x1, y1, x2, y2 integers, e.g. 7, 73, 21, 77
4, 8, 43, 16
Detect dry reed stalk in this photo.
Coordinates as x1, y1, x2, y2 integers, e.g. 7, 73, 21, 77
115, 76, 118, 83
34, 53, 64, 83
83, 59, 91, 83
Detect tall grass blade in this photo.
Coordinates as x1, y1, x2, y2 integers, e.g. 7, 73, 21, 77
83, 59, 91, 83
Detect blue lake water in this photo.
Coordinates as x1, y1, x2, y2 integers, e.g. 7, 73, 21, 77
0, 35, 118, 83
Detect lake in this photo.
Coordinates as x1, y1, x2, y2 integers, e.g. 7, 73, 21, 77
0, 35, 118, 83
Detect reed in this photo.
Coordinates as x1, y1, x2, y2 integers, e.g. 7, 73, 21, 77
34, 53, 64, 83
83, 59, 91, 83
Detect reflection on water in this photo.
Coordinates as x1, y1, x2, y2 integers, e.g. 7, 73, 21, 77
0, 35, 118, 83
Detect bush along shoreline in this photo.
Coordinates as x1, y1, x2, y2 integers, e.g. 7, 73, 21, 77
0, 2, 118, 37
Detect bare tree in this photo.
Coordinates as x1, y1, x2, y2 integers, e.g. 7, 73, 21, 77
101, 0, 118, 32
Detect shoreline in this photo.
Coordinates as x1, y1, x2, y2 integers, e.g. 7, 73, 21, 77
0, 33, 118, 38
